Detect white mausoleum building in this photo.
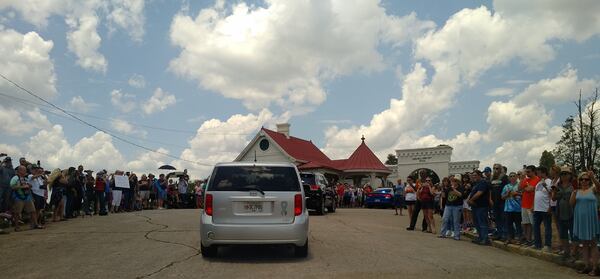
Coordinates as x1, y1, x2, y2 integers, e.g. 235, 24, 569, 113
235, 123, 479, 187
391, 145, 480, 183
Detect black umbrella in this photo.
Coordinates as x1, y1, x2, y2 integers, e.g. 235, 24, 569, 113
158, 165, 176, 170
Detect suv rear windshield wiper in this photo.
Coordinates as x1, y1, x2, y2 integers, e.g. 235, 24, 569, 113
242, 185, 265, 195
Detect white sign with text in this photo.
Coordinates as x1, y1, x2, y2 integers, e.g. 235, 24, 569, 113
114, 175, 129, 189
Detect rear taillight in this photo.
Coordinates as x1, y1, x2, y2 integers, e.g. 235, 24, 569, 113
205, 194, 213, 216
310, 185, 320, 191
294, 194, 302, 216
384, 194, 392, 199
367, 193, 373, 197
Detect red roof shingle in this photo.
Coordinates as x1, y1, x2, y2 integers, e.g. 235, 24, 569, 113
343, 141, 390, 172
262, 128, 332, 165
261, 128, 389, 173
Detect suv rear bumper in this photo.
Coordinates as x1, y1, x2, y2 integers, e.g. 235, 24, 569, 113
305, 192, 323, 209
200, 211, 309, 247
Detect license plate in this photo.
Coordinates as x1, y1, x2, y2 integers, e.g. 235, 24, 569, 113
244, 202, 263, 213
375, 199, 380, 202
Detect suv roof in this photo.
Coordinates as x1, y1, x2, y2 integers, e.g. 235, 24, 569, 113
299, 171, 324, 175
215, 162, 297, 168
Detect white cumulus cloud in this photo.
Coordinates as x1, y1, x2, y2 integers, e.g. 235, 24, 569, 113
169, 0, 434, 112
69, 95, 97, 112
110, 89, 136, 113
107, 0, 145, 42
0, 0, 146, 73
111, 118, 147, 138
128, 73, 146, 88
143, 88, 177, 115
0, 105, 52, 136
24, 125, 125, 171
175, 109, 279, 177
323, 1, 600, 161
0, 27, 56, 101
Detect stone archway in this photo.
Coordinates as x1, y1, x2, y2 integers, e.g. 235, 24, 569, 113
409, 168, 441, 185
395, 146, 452, 185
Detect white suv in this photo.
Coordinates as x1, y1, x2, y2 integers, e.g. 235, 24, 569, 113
200, 162, 309, 258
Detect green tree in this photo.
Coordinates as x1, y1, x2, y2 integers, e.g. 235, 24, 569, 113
539, 150, 556, 170
385, 154, 398, 165
553, 88, 600, 172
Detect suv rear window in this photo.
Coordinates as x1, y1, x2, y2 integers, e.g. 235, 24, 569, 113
300, 173, 316, 185
208, 166, 301, 192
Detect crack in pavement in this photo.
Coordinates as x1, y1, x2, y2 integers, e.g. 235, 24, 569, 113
134, 214, 201, 279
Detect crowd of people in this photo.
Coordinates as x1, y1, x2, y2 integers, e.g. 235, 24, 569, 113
0, 154, 206, 234
393, 164, 600, 276
334, 183, 372, 208
4, 151, 600, 274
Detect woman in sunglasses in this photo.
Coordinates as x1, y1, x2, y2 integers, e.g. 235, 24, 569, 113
570, 170, 600, 275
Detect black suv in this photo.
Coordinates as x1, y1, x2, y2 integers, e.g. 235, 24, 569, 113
300, 172, 336, 215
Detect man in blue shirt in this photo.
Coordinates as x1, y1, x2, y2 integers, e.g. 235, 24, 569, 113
394, 179, 405, 216
468, 170, 491, 245
502, 172, 522, 244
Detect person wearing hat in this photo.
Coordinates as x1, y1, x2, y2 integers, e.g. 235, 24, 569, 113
501, 172, 523, 245
551, 166, 575, 259
0, 157, 15, 213
48, 168, 67, 222
483, 166, 492, 182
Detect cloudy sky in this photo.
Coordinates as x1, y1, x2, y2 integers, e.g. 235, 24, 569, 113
0, 0, 598, 178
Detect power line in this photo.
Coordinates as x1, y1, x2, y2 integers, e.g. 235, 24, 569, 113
0, 92, 254, 136
0, 74, 216, 167
0, 93, 243, 153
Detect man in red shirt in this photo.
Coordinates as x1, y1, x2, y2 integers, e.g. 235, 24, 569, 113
518, 165, 540, 245
337, 183, 345, 207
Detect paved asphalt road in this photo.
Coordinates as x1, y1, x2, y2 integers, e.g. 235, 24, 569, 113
0, 208, 582, 279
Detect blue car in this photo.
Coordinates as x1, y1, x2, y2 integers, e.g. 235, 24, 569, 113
365, 188, 394, 208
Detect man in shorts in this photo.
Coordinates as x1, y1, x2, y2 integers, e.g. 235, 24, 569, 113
11, 166, 44, 231
518, 165, 540, 246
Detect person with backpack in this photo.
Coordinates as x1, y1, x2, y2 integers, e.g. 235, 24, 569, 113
11, 166, 44, 231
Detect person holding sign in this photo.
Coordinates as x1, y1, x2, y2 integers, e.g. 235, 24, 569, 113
111, 170, 129, 213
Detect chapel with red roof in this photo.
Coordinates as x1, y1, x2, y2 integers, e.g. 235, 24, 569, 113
234, 123, 392, 187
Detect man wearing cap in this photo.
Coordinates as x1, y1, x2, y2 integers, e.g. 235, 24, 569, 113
0, 157, 15, 213
28, 165, 47, 225
483, 166, 492, 182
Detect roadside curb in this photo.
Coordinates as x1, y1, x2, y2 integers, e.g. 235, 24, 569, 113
462, 232, 584, 270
